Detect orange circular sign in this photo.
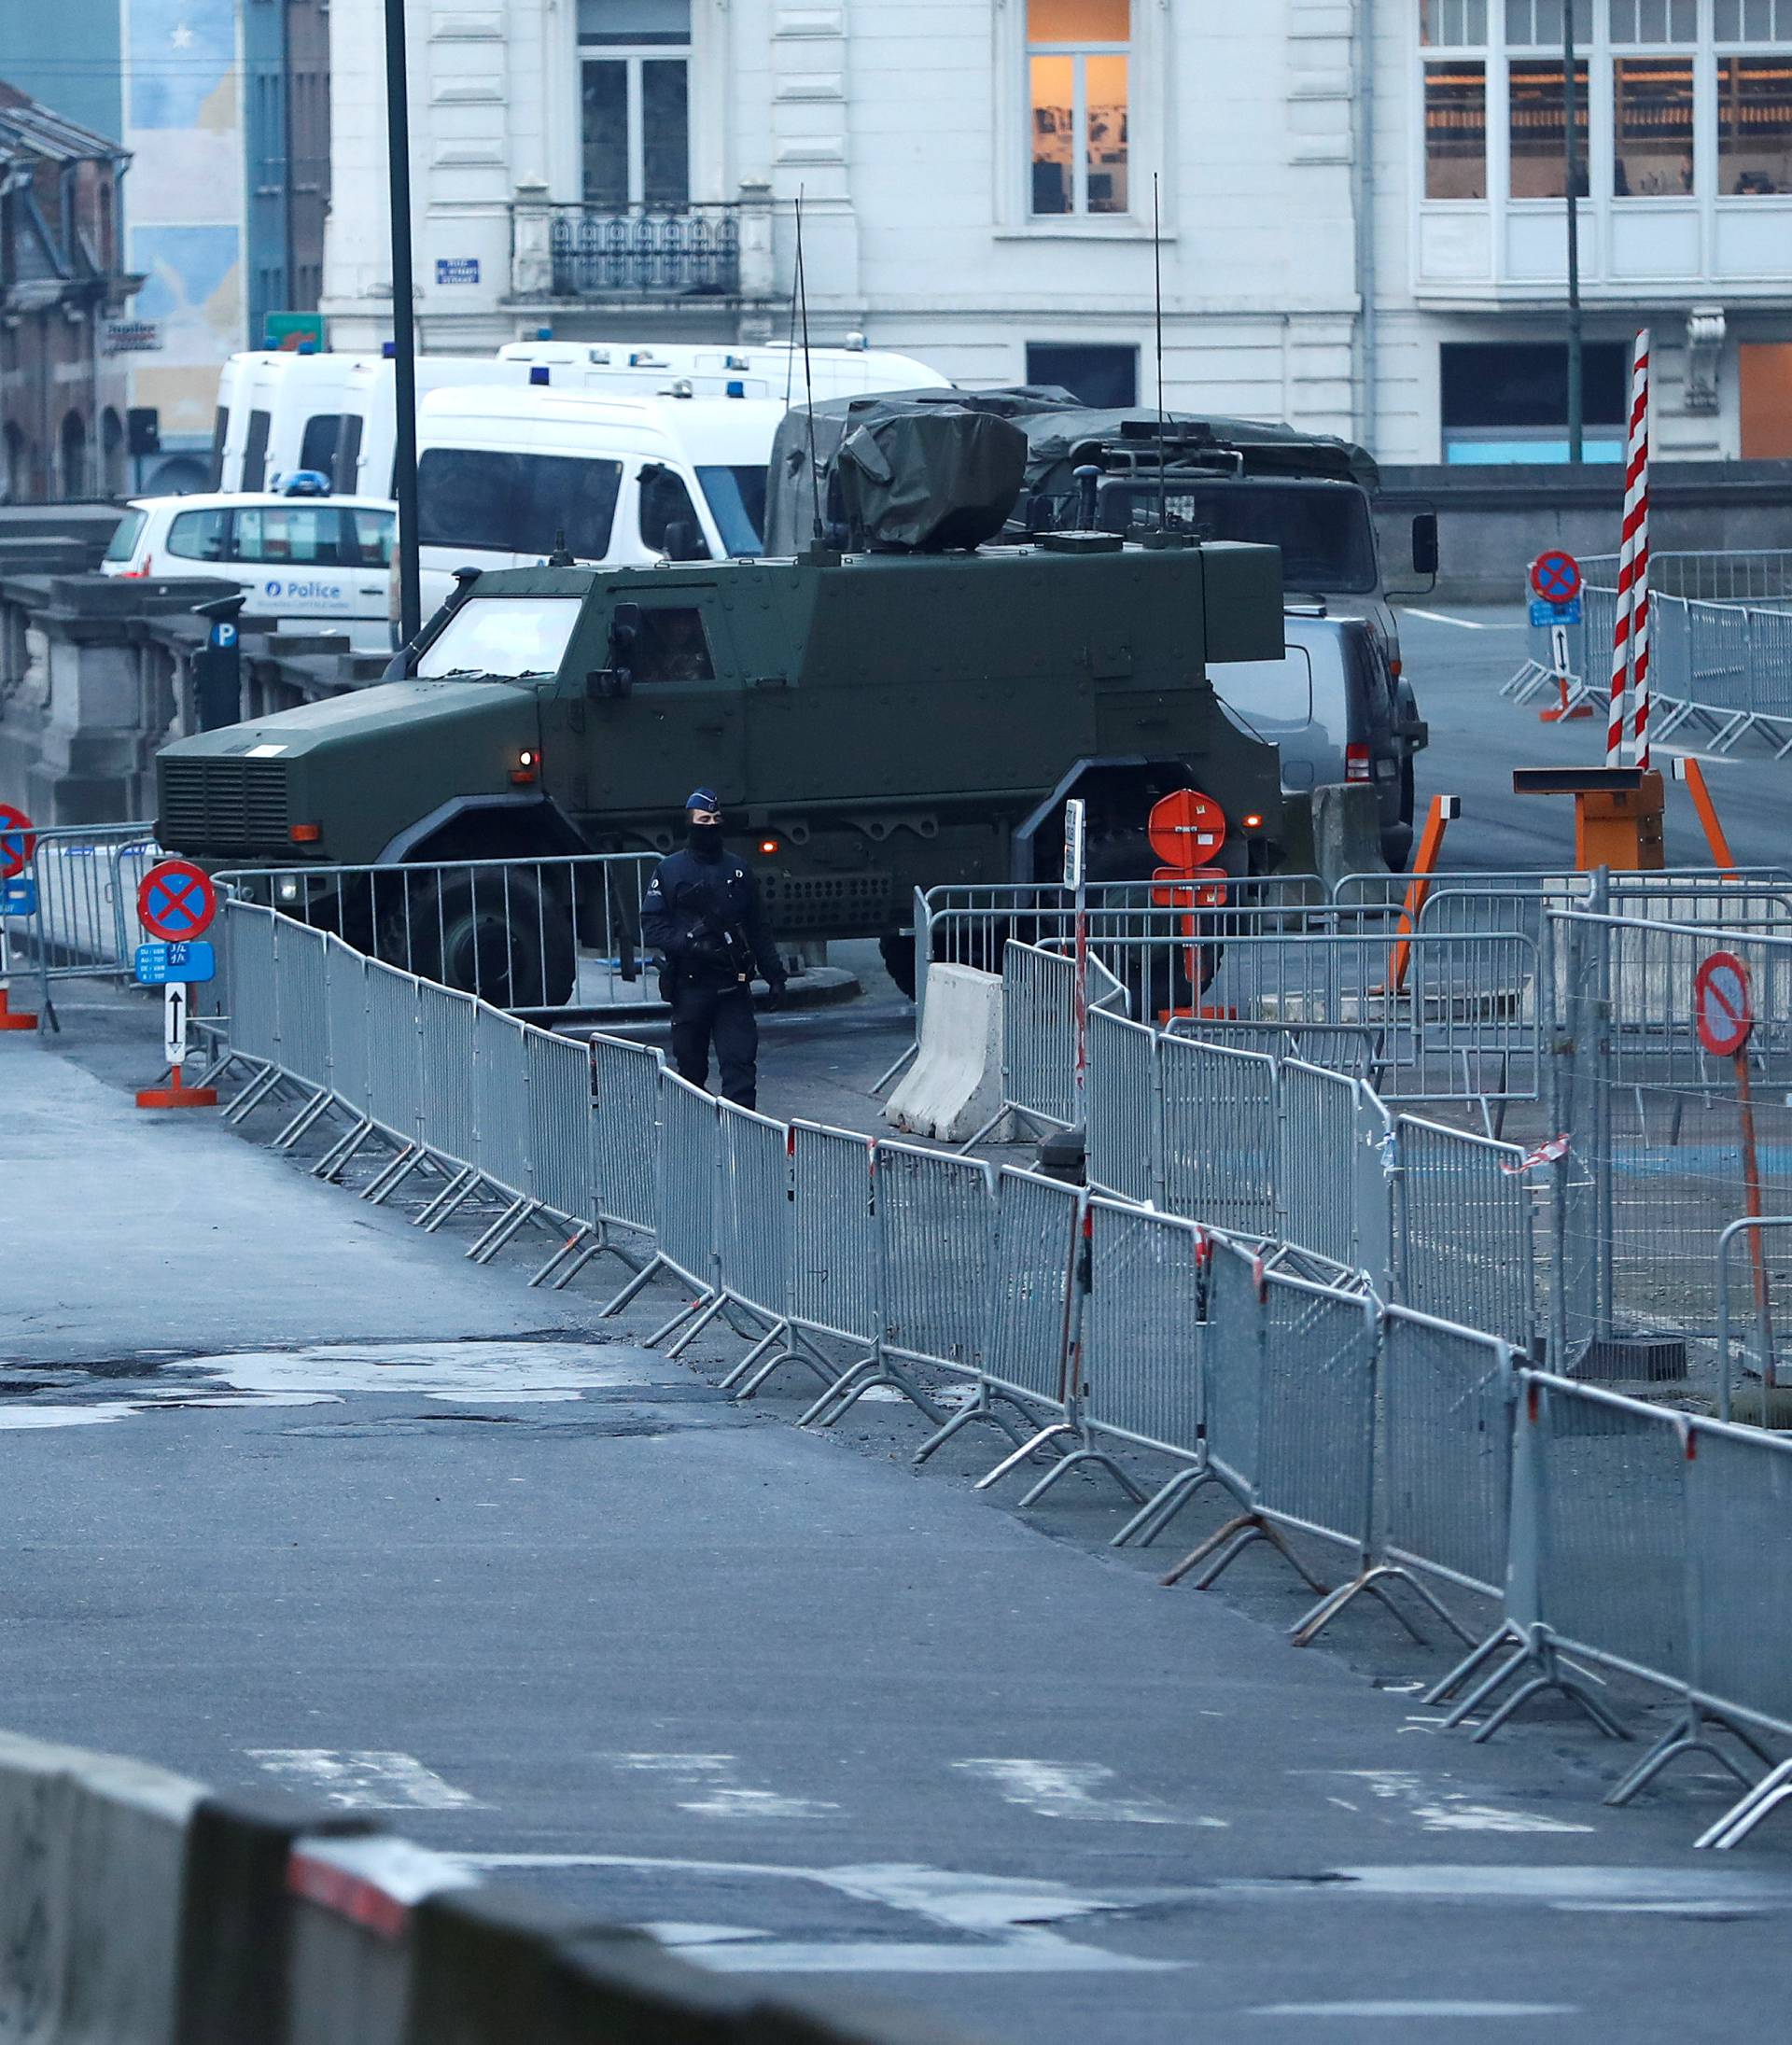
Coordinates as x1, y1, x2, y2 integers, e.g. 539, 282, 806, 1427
1147, 789, 1226, 872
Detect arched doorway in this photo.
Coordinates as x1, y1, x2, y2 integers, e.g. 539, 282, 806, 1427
101, 409, 126, 496
59, 411, 90, 499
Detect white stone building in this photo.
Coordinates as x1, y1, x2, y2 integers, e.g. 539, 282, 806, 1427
320, 0, 1792, 463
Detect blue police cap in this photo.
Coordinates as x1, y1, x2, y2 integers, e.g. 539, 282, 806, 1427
685, 788, 721, 812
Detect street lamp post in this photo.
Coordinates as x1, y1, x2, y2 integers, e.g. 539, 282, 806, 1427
1564, 1, 1585, 464
384, 0, 423, 643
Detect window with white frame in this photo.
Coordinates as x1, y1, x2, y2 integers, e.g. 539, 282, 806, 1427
1716, 0, 1792, 195
1610, 3, 1697, 197
1421, 1, 1490, 198
580, 0, 690, 212
1028, 0, 1130, 217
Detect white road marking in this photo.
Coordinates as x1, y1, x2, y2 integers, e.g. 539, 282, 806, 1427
1250, 2002, 1576, 2019
0, 1403, 143, 1430
1399, 609, 1523, 631
1334, 1864, 1792, 1910
247, 1749, 485, 1810
1320, 1771, 1593, 1835
951, 1758, 1226, 1827
450, 1853, 1190, 1975
605, 1753, 840, 1820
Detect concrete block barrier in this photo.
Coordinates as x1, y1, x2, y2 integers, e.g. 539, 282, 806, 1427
174, 1792, 379, 2045
0, 1730, 202, 2045
284, 1831, 476, 2045
885, 962, 1004, 1142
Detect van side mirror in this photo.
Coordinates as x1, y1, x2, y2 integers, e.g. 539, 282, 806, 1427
589, 600, 640, 698
1411, 511, 1439, 579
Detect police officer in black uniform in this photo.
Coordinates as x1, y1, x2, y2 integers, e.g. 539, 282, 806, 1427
641, 790, 788, 1109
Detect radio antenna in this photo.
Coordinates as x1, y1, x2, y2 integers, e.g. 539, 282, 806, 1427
796, 188, 824, 545
1154, 172, 1169, 537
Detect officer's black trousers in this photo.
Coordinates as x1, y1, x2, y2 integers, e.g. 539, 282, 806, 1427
668, 982, 759, 1108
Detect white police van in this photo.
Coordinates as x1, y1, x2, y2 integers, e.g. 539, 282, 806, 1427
101, 487, 397, 625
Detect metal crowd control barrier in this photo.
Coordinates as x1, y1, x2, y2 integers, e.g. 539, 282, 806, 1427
13, 822, 163, 1014
217, 849, 659, 1016
1393, 1116, 1533, 1352
206, 896, 1792, 1851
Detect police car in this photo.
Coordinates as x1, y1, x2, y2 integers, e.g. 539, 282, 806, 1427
101, 479, 397, 625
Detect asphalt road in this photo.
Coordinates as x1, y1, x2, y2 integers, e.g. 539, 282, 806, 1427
7, 984, 1792, 2044
1394, 602, 1789, 874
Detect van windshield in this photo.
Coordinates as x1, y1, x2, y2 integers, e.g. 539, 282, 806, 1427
417, 450, 623, 559
415, 595, 584, 680
104, 509, 147, 564
696, 465, 767, 556
1103, 480, 1379, 595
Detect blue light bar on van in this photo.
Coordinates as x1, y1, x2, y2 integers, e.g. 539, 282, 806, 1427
726, 380, 746, 399
536, 326, 553, 340
382, 341, 396, 357
530, 366, 550, 385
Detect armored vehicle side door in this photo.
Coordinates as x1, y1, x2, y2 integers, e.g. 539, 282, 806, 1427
574, 584, 746, 814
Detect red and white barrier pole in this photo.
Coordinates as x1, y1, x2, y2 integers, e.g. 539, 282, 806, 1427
1606, 329, 1652, 768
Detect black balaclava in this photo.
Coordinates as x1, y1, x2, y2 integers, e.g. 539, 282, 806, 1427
687, 820, 724, 860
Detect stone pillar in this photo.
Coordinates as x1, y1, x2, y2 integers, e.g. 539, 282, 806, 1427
736, 178, 776, 333
511, 177, 555, 302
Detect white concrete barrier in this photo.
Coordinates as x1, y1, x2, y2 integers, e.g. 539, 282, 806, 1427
0, 1729, 202, 2045
284, 1832, 477, 2045
885, 962, 1005, 1143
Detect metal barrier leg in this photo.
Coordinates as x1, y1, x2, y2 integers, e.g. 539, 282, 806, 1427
313, 1118, 377, 1182
599, 1254, 676, 1320
273, 1088, 333, 1151
1606, 1702, 1771, 1809
1112, 1465, 1226, 1548
530, 1223, 595, 1288
363, 1146, 442, 1207
716, 1319, 790, 1389
1159, 1513, 1330, 1596
796, 1347, 945, 1429
1015, 1443, 1146, 1510
731, 1330, 840, 1402
658, 1291, 729, 1355
1290, 1563, 1475, 1652
467, 1198, 544, 1264
1423, 1623, 1521, 1708
1695, 1760, 1792, 1850
974, 1422, 1076, 1490
225, 1065, 285, 1122
870, 1042, 918, 1097
1467, 1634, 1631, 1744
913, 1386, 1037, 1466
415, 1165, 478, 1228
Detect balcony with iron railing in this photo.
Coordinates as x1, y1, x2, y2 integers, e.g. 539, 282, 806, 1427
509, 186, 774, 306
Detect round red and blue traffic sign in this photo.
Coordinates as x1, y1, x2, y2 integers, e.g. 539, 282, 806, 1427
1531, 550, 1583, 605
0, 804, 35, 880
137, 859, 218, 944
1694, 950, 1753, 1059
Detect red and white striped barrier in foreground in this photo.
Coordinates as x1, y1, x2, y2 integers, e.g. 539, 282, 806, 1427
1606, 329, 1652, 769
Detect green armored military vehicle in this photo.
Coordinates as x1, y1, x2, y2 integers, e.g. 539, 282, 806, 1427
156, 406, 1287, 1002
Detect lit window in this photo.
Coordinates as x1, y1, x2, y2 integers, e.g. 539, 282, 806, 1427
1508, 59, 1590, 198
1420, 0, 1488, 45
1719, 55, 1792, 194
1424, 62, 1488, 197
1613, 57, 1695, 194
1028, 0, 1130, 218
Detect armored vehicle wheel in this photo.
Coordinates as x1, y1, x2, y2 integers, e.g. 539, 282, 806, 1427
879, 933, 917, 1001
388, 873, 577, 1010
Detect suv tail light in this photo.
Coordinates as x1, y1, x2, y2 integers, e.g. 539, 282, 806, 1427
1345, 744, 1372, 783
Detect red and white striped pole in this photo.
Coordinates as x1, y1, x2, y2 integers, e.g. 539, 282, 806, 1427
1605, 329, 1651, 767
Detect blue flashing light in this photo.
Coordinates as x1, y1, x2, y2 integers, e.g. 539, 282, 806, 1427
382, 341, 397, 358
529, 366, 551, 385
536, 326, 553, 340
726, 379, 746, 399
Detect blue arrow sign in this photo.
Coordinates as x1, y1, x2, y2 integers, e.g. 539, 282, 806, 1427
0, 876, 36, 917
134, 940, 216, 987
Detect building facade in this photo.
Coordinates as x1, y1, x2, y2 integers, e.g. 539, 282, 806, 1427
0, 85, 139, 502
317, 0, 1791, 464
